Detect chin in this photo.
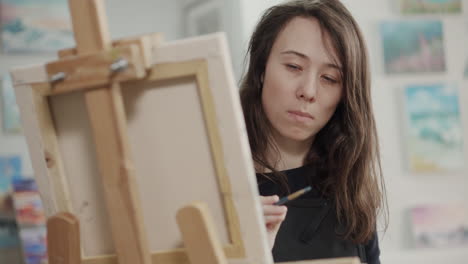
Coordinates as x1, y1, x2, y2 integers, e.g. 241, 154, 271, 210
281, 129, 314, 142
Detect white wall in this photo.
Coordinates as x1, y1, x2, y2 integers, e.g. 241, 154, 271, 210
235, 1, 468, 264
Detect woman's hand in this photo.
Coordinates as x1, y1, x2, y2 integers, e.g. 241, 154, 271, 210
260, 195, 287, 250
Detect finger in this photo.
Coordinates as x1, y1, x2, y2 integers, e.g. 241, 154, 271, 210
266, 222, 282, 231
260, 195, 279, 204
264, 214, 286, 224
263, 205, 287, 215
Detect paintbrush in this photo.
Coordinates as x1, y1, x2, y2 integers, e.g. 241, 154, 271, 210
274, 186, 312, 205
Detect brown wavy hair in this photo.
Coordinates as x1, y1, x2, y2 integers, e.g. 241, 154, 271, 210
240, 0, 387, 244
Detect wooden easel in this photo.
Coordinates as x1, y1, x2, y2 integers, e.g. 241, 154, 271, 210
47, 203, 228, 264
44, 0, 229, 264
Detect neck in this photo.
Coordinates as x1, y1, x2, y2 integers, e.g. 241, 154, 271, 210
266, 131, 314, 172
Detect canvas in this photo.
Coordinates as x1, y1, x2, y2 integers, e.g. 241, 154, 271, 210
402, 84, 464, 172
401, 0, 462, 14
410, 204, 468, 248
0, 0, 74, 53
381, 21, 446, 74
1, 74, 22, 134
11, 33, 273, 264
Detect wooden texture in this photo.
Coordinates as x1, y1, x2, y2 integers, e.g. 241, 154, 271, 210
68, 0, 151, 264
46, 44, 145, 95
68, 0, 111, 53
176, 202, 228, 264
13, 84, 72, 215
47, 213, 81, 264
58, 33, 164, 68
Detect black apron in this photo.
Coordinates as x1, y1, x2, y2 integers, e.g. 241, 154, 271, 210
257, 166, 367, 263
271, 196, 365, 262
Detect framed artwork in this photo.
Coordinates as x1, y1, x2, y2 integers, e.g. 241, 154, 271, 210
381, 20, 446, 74
401, 0, 462, 14
0, 0, 74, 53
18, 226, 47, 264
402, 84, 464, 172
185, 0, 221, 37
411, 204, 468, 248
0, 156, 22, 212
0, 219, 20, 248
1, 74, 22, 134
464, 59, 468, 77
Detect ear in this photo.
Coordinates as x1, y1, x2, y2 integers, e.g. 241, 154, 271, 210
260, 73, 265, 84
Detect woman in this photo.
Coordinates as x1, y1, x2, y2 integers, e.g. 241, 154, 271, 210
239, 0, 387, 263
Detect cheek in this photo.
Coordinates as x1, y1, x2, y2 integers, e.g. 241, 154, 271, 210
318, 88, 343, 119
262, 64, 292, 106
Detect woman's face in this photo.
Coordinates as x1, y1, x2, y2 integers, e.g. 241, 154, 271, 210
262, 16, 343, 144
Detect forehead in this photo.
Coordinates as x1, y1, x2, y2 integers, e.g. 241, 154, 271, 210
272, 16, 339, 66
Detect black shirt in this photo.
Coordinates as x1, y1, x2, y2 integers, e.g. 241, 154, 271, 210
257, 165, 380, 264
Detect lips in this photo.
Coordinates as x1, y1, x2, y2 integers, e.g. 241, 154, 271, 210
288, 110, 314, 120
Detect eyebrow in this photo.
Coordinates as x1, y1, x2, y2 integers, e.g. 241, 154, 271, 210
280, 50, 342, 70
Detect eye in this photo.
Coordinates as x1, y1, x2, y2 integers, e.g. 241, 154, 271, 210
285, 64, 302, 72
322, 75, 339, 84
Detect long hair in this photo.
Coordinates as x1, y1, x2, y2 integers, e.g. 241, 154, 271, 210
240, 0, 388, 244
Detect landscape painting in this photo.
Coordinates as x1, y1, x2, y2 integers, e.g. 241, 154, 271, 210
411, 204, 468, 248
401, 0, 462, 14
1, 74, 22, 134
403, 84, 464, 172
0, 0, 74, 53
381, 21, 445, 74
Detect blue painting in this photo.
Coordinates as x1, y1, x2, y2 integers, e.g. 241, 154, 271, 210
1, 74, 22, 134
403, 84, 464, 172
401, 0, 462, 14
0, 156, 22, 193
0, 0, 74, 53
381, 21, 446, 74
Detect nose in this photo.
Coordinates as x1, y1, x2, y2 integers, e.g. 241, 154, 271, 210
296, 75, 317, 103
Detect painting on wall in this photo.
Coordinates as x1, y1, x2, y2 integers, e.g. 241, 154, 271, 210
464, 59, 468, 77
18, 226, 47, 264
0, 219, 20, 248
403, 84, 464, 172
1, 74, 21, 134
185, 0, 221, 37
0, 0, 74, 53
0, 156, 22, 212
401, 0, 462, 14
381, 20, 446, 74
410, 204, 468, 248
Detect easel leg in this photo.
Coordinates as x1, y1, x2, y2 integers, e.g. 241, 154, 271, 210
47, 212, 81, 264
177, 202, 228, 264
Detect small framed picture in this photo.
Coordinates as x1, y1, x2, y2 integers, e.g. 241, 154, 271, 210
0, 0, 74, 53
410, 204, 468, 248
380, 20, 446, 74
401, 84, 464, 172
401, 0, 462, 14
1, 74, 22, 134
185, 1, 222, 37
